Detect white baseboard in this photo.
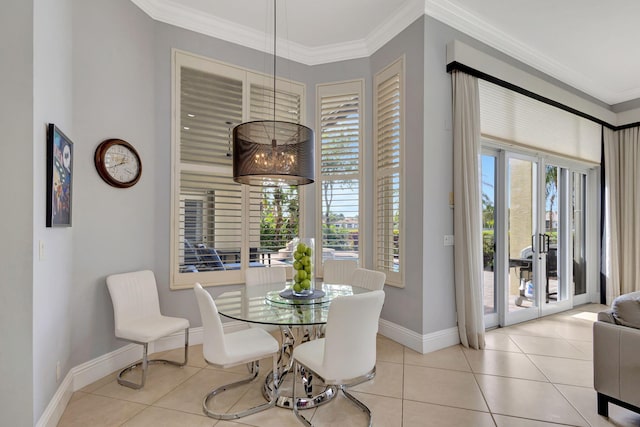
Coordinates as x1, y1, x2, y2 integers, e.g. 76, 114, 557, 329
36, 319, 453, 427
36, 321, 246, 427
35, 371, 74, 427
378, 319, 460, 354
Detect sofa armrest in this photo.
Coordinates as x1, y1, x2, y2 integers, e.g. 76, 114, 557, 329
594, 321, 621, 399
594, 320, 640, 409
598, 309, 616, 324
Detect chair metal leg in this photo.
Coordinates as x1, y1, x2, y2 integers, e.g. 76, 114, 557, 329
202, 353, 279, 420
345, 366, 376, 387
341, 386, 372, 427
293, 362, 374, 427
292, 361, 313, 426
117, 328, 189, 390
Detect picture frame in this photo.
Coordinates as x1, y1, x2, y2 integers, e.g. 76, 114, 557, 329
46, 123, 74, 227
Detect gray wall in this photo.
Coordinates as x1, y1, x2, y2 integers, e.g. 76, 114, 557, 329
1, 1, 35, 425
33, 0, 74, 419
371, 18, 426, 333
70, 0, 157, 368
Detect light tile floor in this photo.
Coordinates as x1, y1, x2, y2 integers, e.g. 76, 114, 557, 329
58, 304, 640, 426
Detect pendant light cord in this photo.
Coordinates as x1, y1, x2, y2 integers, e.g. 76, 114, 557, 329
273, 0, 277, 124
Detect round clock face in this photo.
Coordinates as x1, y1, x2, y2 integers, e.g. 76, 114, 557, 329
94, 139, 142, 188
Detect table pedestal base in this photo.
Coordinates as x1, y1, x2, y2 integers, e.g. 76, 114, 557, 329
263, 370, 337, 410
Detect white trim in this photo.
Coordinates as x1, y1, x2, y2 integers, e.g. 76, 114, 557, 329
35, 322, 247, 427
378, 319, 460, 354
446, 40, 617, 126
35, 373, 73, 427
426, 0, 635, 105
130, 0, 424, 66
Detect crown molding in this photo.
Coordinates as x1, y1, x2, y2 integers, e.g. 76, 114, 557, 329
131, 0, 636, 103
423, 0, 630, 105
365, 0, 426, 57
131, 0, 424, 65
131, 0, 273, 53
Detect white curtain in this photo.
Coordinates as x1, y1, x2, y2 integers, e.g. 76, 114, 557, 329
452, 71, 485, 349
604, 126, 640, 304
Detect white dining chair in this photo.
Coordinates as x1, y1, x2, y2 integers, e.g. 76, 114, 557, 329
291, 290, 385, 426
106, 270, 190, 389
244, 267, 287, 332
350, 268, 386, 291
193, 283, 280, 419
245, 266, 287, 287
323, 259, 357, 284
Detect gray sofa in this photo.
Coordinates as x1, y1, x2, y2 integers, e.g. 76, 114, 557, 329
594, 291, 640, 417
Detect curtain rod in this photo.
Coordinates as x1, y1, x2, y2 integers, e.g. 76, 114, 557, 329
447, 61, 640, 132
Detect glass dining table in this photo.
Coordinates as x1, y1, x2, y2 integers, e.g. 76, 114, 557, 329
213, 281, 369, 410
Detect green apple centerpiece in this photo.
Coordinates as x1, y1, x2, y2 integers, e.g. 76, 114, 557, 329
292, 238, 314, 296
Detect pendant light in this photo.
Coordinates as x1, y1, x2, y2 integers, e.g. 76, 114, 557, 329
232, 0, 314, 186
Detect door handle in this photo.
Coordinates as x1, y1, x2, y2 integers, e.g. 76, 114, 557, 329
531, 235, 536, 253
537, 233, 548, 254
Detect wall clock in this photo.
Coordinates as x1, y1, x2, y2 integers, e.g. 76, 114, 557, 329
94, 139, 142, 188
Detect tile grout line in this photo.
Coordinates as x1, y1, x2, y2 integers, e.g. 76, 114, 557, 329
461, 346, 498, 427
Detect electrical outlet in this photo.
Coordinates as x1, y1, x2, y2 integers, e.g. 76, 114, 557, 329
444, 235, 454, 246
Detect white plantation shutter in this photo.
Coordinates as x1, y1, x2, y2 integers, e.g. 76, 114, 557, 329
248, 185, 299, 261
179, 172, 242, 267
248, 79, 302, 265
317, 81, 363, 271
180, 67, 242, 166
249, 81, 301, 123
171, 50, 306, 288
374, 59, 403, 286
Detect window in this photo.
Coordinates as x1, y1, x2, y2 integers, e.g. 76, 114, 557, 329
316, 80, 363, 274
171, 50, 306, 289
373, 58, 403, 286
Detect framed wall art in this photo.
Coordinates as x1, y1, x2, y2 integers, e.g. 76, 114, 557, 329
46, 123, 74, 227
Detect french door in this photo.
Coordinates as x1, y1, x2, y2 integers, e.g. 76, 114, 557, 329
482, 147, 595, 327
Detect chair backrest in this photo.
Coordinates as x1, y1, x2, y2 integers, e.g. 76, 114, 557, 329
245, 266, 286, 287
106, 270, 162, 335
193, 283, 227, 363
350, 268, 386, 291
323, 259, 358, 284
322, 290, 385, 381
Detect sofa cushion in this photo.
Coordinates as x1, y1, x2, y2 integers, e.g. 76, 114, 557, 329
598, 309, 616, 324
612, 291, 640, 329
